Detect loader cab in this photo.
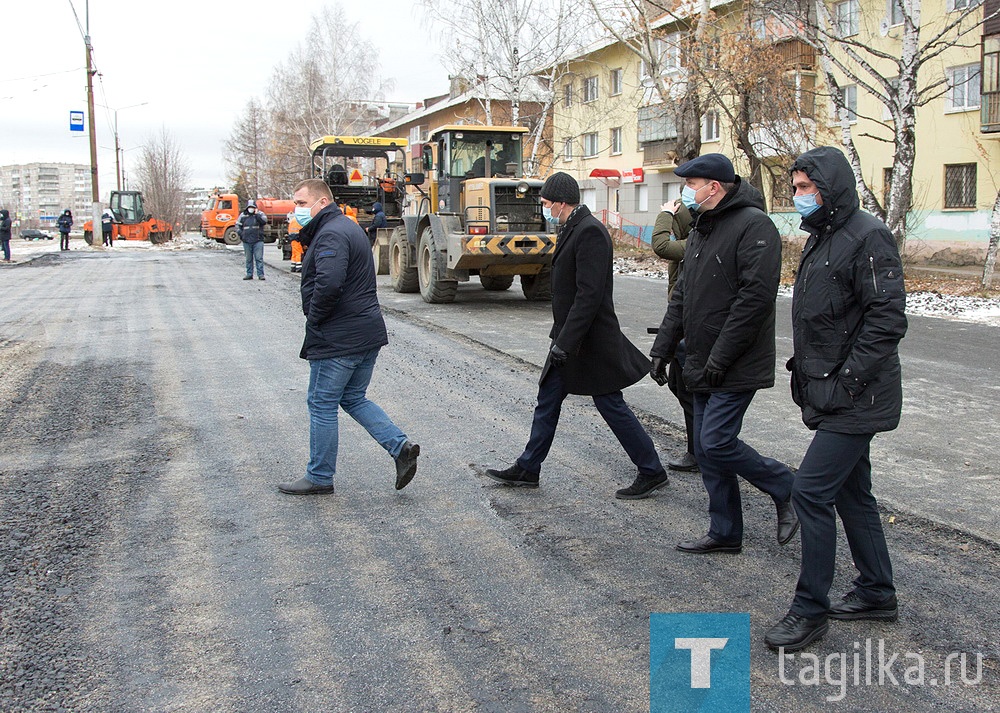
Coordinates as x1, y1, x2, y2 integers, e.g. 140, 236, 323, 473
428, 126, 526, 216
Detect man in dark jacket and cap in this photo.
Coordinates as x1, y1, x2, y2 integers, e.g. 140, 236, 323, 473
278, 179, 419, 495
57, 209, 73, 251
486, 172, 668, 499
237, 200, 268, 280
650, 153, 797, 553
765, 146, 907, 652
0, 209, 12, 262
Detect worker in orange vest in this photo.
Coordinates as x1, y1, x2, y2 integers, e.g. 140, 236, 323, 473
342, 204, 359, 224
287, 213, 304, 273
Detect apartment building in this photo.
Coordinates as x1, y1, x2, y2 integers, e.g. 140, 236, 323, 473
552, 0, 999, 257
0, 163, 92, 229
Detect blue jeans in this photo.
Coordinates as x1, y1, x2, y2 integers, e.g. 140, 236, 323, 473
244, 241, 264, 277
693, 390, 794, 543
791, 431, 894, 618
306, 348, 408, 486
1, 239, 9, 261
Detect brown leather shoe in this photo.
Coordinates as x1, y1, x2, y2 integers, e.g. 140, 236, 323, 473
277, 477, 334, 495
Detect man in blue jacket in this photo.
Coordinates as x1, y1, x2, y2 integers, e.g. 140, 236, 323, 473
765, 146, 907, 651
57, 209, 73, 251
278, 179, 419, 495
366, 201, 387, 245
237, 200, 268, 280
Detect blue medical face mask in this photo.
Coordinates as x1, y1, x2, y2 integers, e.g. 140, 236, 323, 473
542, 203, 561, 225
794, 192, 821, 217
294, 199, 322, 227
680, 184, 704, 212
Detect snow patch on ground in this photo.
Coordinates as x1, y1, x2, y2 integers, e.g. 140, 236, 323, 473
613, 256, 1000, 327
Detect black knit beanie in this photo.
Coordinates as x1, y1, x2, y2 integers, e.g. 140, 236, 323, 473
540, 172, 580, 204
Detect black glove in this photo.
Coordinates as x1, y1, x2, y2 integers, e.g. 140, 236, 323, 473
704, 359, 726, 388
650, 356, 668, 386
549, 344, 568, 366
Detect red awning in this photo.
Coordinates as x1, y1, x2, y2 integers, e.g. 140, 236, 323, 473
589, 169, 623, 178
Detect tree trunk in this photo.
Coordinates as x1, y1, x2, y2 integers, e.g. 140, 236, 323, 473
984, 190, 1000, 289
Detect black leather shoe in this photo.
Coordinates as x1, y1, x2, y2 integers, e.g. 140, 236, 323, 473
676, 534, 742, 554
776, 497, 799, 545
394, 441, 420, 490
668, 452, 699, 472
277, 477, 334, 495
765, 612, 829, 651
485, 463, 539, 488
243, 276, 253, 280
616, 470, 669, 499
828, 591, 898, 621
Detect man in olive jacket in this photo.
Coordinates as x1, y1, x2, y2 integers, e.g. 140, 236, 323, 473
651, 199, 697, 472
650, 154, 797, 554
765, 146, 906, 652
277, 179, 419, 496
486, 172, 668, 499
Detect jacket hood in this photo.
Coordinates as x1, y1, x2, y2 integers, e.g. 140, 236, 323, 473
371, 202, 383, 213
791, 146, 859, 232
0, 209, 8, 219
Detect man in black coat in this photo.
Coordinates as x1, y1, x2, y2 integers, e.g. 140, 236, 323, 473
650, 154, 797, 554
237, 200, 268, 280
486, 172, 668, 499
765, 146, 907, 652
278, 179, 419, 495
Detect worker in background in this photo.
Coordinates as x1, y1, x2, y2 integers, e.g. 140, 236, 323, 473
650, 198, 697, 473
0, 209, 12, 262
342, 204, 359, 224
367, 202, 386, 246
237, 200, 268, 280
101, 209, 115, 247
288, 213, 304, 273
57, 209, 73, 251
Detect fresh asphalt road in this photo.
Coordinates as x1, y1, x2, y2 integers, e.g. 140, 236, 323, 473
0, 238, 996, 712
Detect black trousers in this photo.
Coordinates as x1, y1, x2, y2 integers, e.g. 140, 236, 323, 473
60, 231, 70, 250
517, 366, 663, 477
693, 390, 794, 543
791, 430, 895, 618
667, 339, 694, 454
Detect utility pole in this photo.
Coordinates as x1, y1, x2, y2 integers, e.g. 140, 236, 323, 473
69, 0, 103, 248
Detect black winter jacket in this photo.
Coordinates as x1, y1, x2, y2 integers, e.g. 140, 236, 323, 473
237, 210, 267, 244
544, 205, 650, 395
57, 213, 73, 233
0, 210, 11, 240
651, 177, 782, 392
789, 146, 907, 433
299, 204, 388, 360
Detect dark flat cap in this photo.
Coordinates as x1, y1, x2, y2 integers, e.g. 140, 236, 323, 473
675, 153, 736, 183
540, 171, 580, 204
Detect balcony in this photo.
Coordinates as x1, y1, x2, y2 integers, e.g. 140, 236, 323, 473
982, 92, 1000, 134
642, 140, 679, 167
773, 39, 815, 69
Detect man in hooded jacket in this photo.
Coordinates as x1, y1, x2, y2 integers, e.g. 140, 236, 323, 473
765, 146, 906, 652
650, 154, 798, 554
485, 172, 668, 499
237, 200, 268, 280
0, 209, 12, 262
57, 209, 72, 251
367, 201, 387, 246
277, 178, 419, 495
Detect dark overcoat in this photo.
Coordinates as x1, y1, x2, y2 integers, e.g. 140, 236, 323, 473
544, 205, 650, 395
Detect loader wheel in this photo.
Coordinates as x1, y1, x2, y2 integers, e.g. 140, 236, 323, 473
389, 226, 418, 293
480, 274, 514, 291
223, 226, 240, 245
521, 267, 552, 301
417, 226, 457, 303
372, 237, 390, 275
83, 230, 93, 245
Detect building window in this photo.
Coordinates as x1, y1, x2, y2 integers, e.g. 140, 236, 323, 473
882, 77, 899, 120
610, 68, 623, 96
835, 0, 859, 37
563, 138, 574, 161
641, 32, 682, 78
610, 127, 623, 155
836, 85, 857, 122
948, 0, 982, 10
944, 163, 976, 208
583, 76, 599, 103
702, 111, 720, 142
408, 125, 426, 145
883, 167, 893, 208
636, 184, 649, 212
564, 84, 574, 107
947, 64, 981, 110
888, 0, 905, 26
771, 173, 794, 210
637, 105, 678, 142
581, 187, 597, 211
583, 132, 600, 158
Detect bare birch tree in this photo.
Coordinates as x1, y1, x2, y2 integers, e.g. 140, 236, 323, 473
770, 0, 999, 249
134, 127, 190, 231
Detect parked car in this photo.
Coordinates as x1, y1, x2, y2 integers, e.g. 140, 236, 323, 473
21, 229, 53, 240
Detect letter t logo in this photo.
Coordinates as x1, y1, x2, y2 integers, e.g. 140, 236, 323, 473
674, 638, 729, 688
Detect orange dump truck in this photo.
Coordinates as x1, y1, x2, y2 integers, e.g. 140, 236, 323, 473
201, 192, 294, 245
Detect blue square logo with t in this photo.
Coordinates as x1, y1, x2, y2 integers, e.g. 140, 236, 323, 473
650, 613, 750, 712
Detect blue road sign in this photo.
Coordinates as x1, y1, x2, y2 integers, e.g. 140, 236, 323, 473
70, 111, 85, 132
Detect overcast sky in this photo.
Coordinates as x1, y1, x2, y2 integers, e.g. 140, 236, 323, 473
0, 0, 450, 191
